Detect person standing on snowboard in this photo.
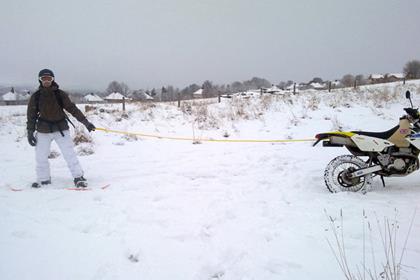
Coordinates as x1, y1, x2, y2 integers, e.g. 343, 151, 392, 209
26, 69, 96, 188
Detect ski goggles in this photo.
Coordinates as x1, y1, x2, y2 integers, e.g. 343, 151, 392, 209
39, 76, 54, 82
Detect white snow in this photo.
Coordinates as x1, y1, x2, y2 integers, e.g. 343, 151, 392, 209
1, 80, 420, 279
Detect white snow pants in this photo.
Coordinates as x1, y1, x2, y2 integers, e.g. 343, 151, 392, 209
35, 130, 84, 182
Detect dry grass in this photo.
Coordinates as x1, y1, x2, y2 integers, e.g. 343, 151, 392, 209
325, 209, 417, 280
72, 126, 93, 146
331, 115, 344, 131
193, 103, 220, 130
307, 95, 321, 111
84, 105, 97, 113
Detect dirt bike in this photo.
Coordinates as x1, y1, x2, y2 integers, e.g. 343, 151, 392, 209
313, 91, 420, 193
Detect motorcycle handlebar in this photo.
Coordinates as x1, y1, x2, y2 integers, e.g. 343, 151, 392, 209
404, 107, 420, 119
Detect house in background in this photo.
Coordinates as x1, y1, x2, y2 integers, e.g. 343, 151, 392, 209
368, 74, 385, 84
83, 93, 104, 103
130, 90, 154, 101
368, 73, 405, 84
309, 82, 326, 90
193, 88, 203, 98
1, 87, 30, 105
385, 73, 405, 82
104, 92, 131, 103
265, 84, 282, 94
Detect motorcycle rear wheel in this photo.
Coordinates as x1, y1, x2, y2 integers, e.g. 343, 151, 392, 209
324, 155, 372, 193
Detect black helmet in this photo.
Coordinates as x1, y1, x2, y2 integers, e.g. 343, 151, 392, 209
38, 69, 55, 78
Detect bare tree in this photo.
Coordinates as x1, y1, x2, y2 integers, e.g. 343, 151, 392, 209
129, 89, 145, 101
277, 81, 286, 89
231, 81, 244, 92
355, 74, 366, 85
403, 60, 420, 79
202, 80, 217, 98
106, 81, 121, 94
285, 80, 294, 88
120, 82, 130, 96
243, 77, 271, 90
310, 77, 323, 84
106, 81, 130, 95
160, 85, 177, 101
150, 88, 157, 97
340, 74, 355, 87
181, 84, 200, 99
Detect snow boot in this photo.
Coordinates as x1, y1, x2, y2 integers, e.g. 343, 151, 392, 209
31, 180, 51, 188
74, 176, 88, 188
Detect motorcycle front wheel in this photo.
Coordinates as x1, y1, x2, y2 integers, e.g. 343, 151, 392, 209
324, 155, 372, 193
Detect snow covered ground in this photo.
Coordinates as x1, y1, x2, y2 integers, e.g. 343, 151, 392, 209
1, 82, 420, 279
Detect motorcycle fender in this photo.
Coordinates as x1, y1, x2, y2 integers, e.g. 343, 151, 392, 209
350, 135, 394, 152
329, 136, 354, 146
313, 131, 355, 147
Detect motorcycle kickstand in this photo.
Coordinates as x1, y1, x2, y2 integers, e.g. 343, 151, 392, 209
380, 176, 386, 187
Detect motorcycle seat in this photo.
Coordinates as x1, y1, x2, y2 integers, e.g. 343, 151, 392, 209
351, 125, 399, 140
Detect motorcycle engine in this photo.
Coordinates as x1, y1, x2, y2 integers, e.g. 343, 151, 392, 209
388, 158, 406, 171
379, 151, 413, 172
378, 148, 418, 175
388, 153, 418, 174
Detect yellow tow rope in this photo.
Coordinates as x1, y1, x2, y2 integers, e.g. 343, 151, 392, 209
95, 127, 316, 143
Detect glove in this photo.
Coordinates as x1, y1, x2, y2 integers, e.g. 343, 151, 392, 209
27, 130, 37, 146
84, 121, 96, 132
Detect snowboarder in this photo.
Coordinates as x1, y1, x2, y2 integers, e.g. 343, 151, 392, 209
26, 69, 96, 188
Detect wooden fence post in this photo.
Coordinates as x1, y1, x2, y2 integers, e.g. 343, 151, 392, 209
178, 92, 181, 107
293, 83, 296, 94
122, 97, 126, 111
218, 92, 221, 103
328, 81, 332, 92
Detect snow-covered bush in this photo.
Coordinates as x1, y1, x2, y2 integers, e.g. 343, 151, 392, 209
288, 111, 301, 127
369, 88, 395, 108
75, 143, 95, 156
192, 103, 219, 130
180, 102, 193, 115
306, 95, 321, 111
72, 126, 95, 155
72, 126, 93, 146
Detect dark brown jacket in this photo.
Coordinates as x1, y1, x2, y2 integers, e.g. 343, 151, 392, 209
27, 83, 88, 133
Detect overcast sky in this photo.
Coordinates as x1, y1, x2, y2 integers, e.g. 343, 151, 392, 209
1, 0, 419, 90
